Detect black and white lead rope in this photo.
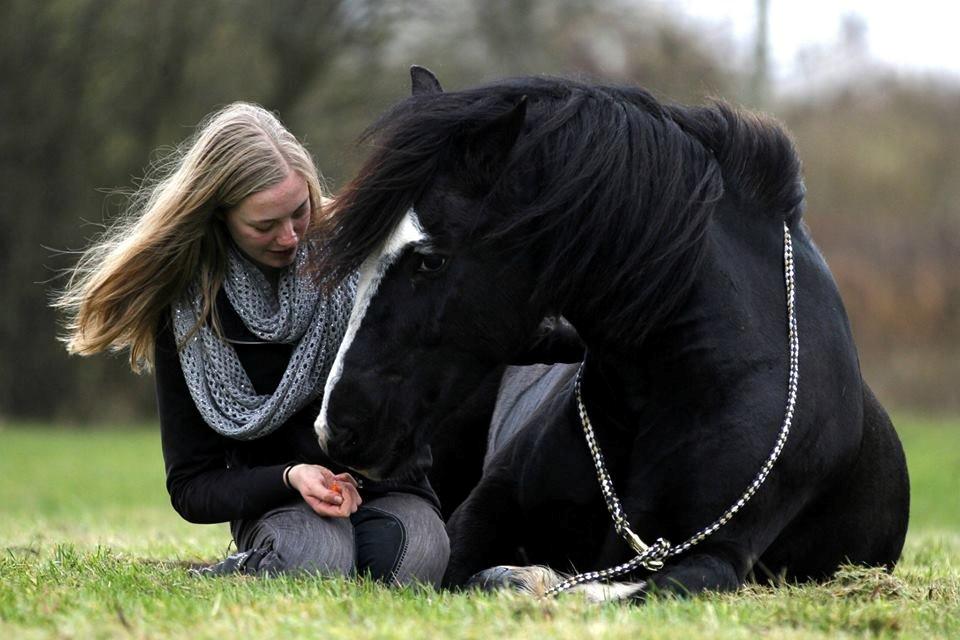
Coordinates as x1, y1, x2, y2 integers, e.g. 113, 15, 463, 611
545, 222, 799, 597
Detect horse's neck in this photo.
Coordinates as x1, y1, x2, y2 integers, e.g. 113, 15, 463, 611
573, 213, 788, 425
578, 354, 648, 429
576, 317, 726, 434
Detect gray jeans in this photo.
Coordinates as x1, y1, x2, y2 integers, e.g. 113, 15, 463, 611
229, 491, 449, 587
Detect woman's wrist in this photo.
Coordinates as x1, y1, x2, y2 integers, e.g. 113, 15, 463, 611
282, 463, 299, 491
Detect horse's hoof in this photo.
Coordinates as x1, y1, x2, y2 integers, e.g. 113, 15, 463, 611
466, 565, 565, 595
465, 565, 524, 591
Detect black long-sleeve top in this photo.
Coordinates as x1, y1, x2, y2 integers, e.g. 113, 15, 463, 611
155, 293, 438, 524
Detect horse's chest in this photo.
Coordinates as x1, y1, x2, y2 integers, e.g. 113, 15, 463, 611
516, 438, 611, 563
516, 426, 589, 500
505, 384, 644, 560
515, 414, 634, 511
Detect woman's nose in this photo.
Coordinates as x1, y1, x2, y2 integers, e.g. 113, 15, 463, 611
275, 220, 298, 247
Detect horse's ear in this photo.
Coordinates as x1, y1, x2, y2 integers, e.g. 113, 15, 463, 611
462, 96, 527, 186
411, 65, 443, 95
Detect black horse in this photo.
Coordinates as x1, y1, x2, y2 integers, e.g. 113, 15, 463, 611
313, 67, 909, 599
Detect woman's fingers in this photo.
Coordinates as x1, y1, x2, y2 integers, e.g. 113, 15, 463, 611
332, 472, 359, 489
305, 490, 353, 517
319, 485, 344, 505
325, 476, 362, 508
340, 482, 362, 510
296, 476, 344, 508
296, 466, 364, 516
316, 466, 335, 481
304, 494, 336, 516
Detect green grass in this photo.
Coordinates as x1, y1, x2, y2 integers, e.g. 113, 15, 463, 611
1, 418, 958, 639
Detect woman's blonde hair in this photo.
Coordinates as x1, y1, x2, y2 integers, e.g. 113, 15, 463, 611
55, 102, 327, 372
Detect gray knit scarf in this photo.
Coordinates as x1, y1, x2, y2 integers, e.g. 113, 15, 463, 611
171, 242, 357, 440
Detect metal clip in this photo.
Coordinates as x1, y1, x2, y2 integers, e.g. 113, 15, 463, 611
623, 528, 651, 555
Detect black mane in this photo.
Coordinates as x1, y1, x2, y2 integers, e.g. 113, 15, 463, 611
315, 76, 805, 345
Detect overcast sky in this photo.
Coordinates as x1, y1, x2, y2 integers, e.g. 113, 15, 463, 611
658, 0, 960, 81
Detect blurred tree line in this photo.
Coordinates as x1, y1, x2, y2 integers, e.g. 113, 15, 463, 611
1, 0, 956, 422
784, 80, 960, 411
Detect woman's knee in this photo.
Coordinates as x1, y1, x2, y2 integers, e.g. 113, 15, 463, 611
354, 493, 450, 588
397, 501, 450, 587
234, 500, 355, 576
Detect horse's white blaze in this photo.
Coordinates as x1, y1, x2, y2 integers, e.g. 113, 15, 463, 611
315, 209, 427, 451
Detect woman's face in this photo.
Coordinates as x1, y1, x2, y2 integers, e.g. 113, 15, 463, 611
224, 172, 311, 270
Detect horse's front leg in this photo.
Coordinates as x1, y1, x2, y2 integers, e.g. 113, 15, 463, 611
512, 549, 743, 603
632, 549, 742, 599
442, 473, 523, 588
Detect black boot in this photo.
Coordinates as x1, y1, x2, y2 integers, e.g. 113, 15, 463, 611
189, 548, 268, 577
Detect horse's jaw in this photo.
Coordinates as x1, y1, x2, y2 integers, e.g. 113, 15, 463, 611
315, 208, 428, 457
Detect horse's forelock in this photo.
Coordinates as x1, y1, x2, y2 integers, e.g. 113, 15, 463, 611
309, 100, 446, 289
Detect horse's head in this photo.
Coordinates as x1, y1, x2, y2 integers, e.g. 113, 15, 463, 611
313, 67, 733, 478
314, 67, 546, 479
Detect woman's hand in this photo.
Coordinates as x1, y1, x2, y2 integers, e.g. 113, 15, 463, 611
287, 464, 362, 517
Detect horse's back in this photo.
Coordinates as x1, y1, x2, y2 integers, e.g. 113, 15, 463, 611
485, 363, 578, 470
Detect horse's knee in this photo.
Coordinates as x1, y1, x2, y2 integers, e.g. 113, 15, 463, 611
645, 553, 742, 597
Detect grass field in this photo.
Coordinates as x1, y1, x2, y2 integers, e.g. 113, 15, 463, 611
1, 417, 958, 639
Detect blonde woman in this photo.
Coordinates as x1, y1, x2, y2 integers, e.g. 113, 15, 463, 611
56, 103, 449, 583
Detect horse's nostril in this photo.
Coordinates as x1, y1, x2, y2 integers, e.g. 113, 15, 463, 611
326, 420, 355, 448
330, 420, 361, 453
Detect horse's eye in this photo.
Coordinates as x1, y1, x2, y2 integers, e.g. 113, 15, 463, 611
417, 253, 448, 274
